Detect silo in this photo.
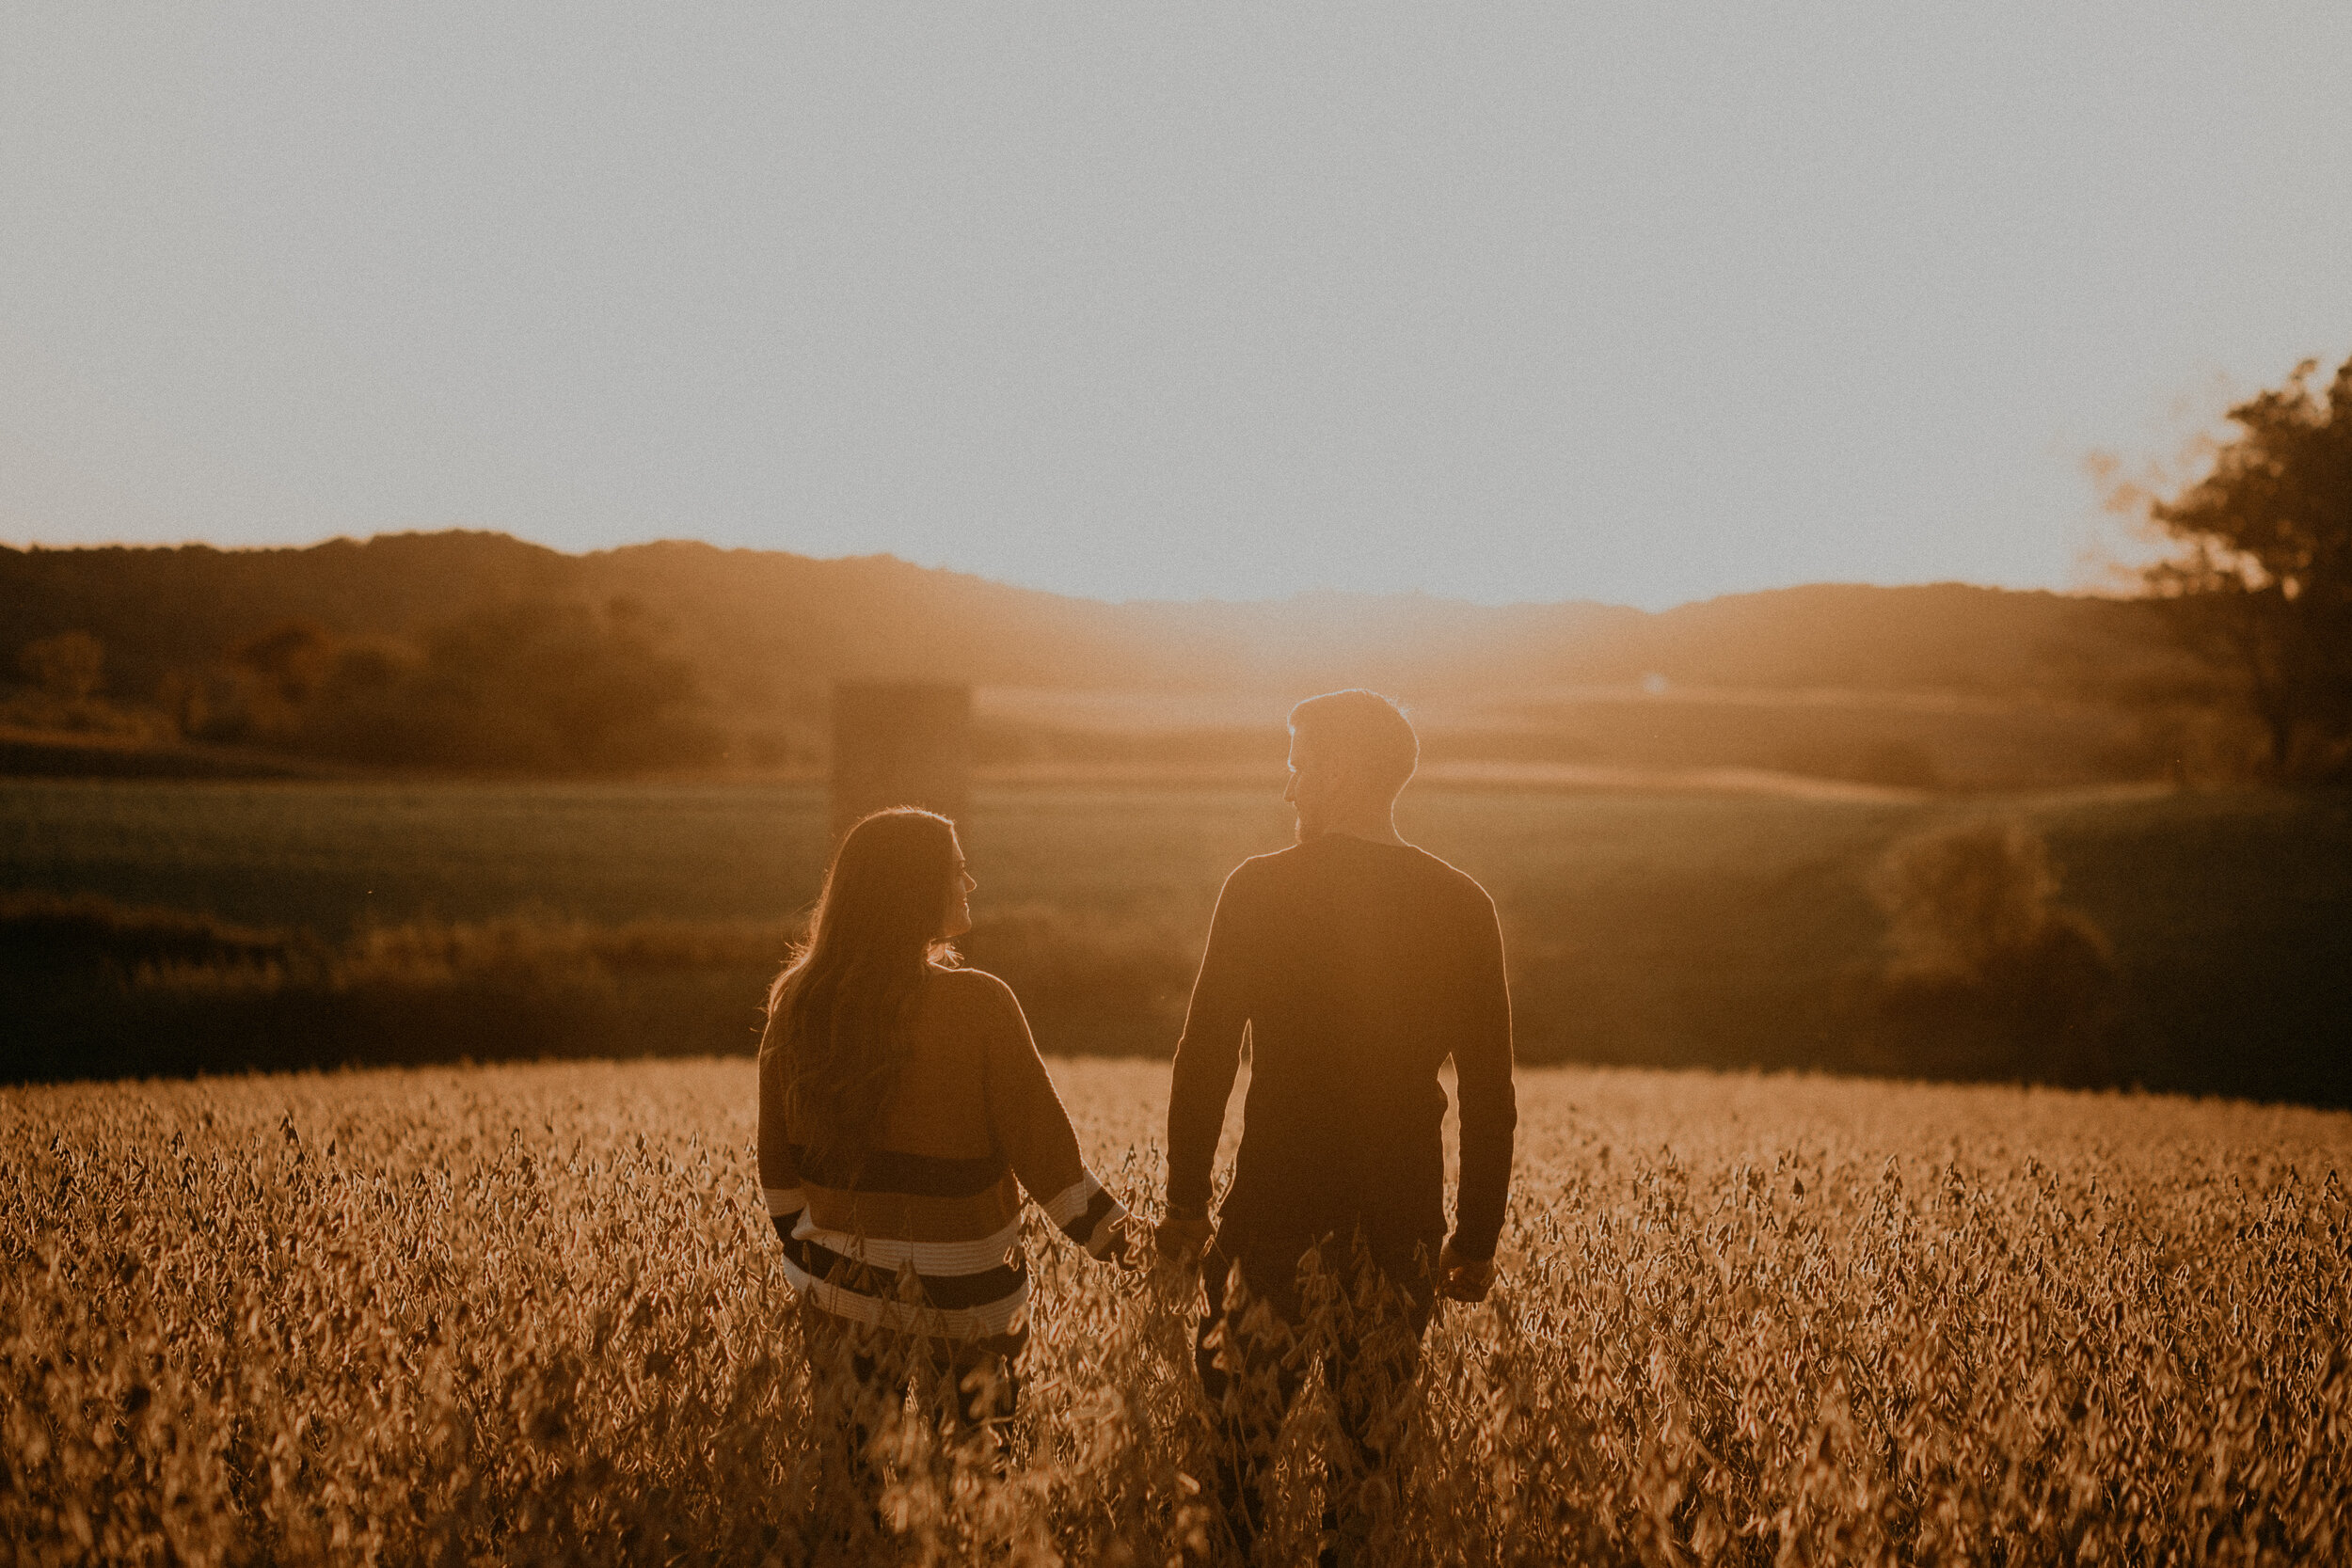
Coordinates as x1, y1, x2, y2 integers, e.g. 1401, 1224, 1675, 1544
830, 681, 974, 840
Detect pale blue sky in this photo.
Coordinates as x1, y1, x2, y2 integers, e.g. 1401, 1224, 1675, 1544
4, 4, 2348, 609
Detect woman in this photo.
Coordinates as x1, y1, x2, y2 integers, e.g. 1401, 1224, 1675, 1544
756, 807, 1131, 1444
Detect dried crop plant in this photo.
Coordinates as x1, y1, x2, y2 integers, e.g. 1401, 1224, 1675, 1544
3, 1059, 2346, 1565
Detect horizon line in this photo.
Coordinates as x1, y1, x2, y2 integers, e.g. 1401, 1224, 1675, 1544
0, 525, 2140, 618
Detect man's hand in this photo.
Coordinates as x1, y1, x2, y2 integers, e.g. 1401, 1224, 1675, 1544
1438, 1239, 1496, 1303
1153, 1210, 1215, 1273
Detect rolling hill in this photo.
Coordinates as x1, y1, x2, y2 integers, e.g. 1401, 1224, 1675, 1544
2, 531, 2210, 784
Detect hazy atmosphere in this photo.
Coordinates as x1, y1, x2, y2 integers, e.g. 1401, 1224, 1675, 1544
7, 3, 2350, 607
8, 8, 2351, 1563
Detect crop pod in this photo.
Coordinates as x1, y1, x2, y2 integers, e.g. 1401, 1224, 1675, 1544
829, 680, 974, 842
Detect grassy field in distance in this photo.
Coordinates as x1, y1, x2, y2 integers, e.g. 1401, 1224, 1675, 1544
975, 681, 2157, 791
3, 778, 2346, 1100
5, 1057, 2344, 1563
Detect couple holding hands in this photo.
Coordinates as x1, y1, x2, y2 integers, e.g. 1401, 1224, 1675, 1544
756, 688, 1517, 1555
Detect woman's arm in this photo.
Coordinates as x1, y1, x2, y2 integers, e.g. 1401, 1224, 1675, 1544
755, 1044, 805, 1243
977, 974, 1132, 1261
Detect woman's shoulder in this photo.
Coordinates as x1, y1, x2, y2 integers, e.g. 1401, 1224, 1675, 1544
925, 963, 1024, 1013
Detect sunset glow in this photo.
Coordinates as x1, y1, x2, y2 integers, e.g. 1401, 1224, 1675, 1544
5, 4, 2348, 608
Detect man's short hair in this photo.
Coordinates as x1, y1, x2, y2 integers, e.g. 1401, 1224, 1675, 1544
1288, 689, 1419, 799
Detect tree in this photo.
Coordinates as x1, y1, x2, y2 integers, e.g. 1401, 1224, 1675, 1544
224, 619, 337, 739
1860, 819, 2120, 1086
2137, 354, 2352, 781
228, 620, 336, 706
299, 596, 723, 773
19, 630, 104, 703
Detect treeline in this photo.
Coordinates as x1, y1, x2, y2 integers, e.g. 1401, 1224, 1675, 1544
3, 530, 2222, 779
195, 599, 723, 773
1, 536, 754, 774
12, 597, 724, 775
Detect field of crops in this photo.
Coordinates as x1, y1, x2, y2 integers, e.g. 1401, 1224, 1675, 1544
5, 1058, 2344, 1564
5, 778, 2349, 1100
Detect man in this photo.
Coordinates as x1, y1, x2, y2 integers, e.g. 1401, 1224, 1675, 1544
1157, 689, 1517, 1560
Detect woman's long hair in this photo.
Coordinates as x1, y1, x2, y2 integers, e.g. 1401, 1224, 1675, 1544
761, 808, 961, 1174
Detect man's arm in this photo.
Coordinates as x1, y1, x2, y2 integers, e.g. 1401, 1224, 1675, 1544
1448, 890, 1517, 1274
1162, 867, 1252, 1240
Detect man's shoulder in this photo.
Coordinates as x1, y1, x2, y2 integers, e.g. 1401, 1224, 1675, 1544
1220, 847, 1299, 891
1402, 846, 1497, 911
1236, 840, 1494, 911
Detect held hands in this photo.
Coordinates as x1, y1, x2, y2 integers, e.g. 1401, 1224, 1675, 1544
1153, 1209, 1216, 1274
1076, 1211, 1190, 1274
1145, 1208, 1494, 1298
1438, 1238, 1497, 1303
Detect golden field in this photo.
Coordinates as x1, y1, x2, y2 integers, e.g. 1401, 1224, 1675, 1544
4, 1059, 2346, 1566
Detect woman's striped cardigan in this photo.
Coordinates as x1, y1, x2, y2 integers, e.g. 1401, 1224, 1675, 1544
757, 966, 1128, 1348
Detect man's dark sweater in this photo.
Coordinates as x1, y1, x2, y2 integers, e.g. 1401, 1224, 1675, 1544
1166, 833, 1518, 1268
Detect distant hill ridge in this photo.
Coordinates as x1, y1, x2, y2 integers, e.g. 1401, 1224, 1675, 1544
2, 531, 2176, 710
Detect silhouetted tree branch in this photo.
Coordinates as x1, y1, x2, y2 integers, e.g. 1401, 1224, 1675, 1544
2139, 354, 2352, 781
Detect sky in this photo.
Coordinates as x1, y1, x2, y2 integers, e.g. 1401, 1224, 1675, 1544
4, 5, 2349, 611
